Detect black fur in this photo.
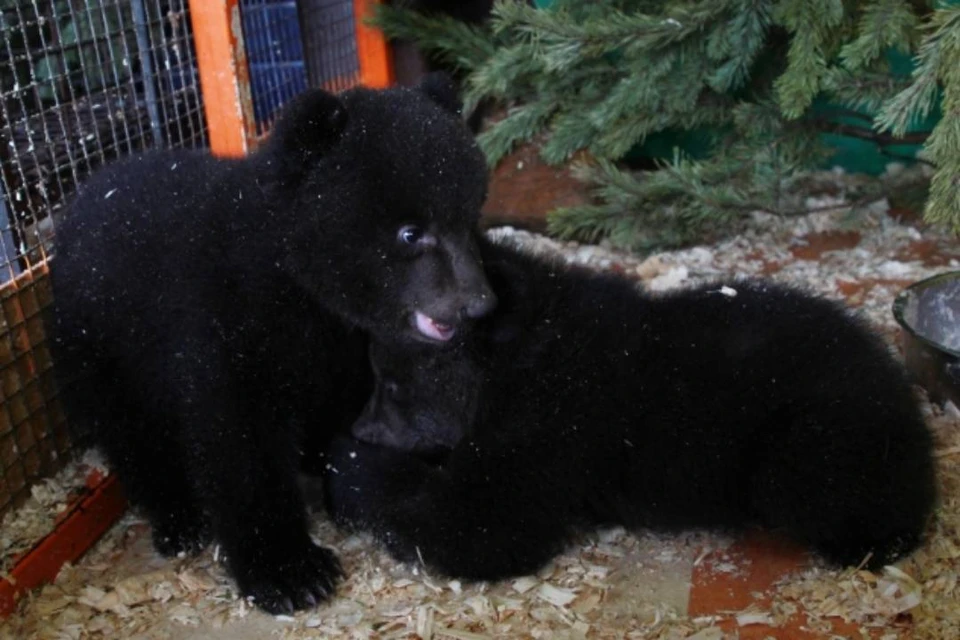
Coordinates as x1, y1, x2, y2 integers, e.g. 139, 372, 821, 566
48, 76, 495, 613
326, 238, 937, 581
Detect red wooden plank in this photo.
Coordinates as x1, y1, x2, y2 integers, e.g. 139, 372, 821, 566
0, 473, 127, 617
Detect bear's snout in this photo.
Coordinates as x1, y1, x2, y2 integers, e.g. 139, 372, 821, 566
461, 286, 497, 320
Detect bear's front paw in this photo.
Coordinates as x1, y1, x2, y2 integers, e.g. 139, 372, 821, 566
232, 542, 343, 614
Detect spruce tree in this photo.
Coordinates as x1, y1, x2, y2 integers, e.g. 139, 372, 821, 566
376, 0, 960, 251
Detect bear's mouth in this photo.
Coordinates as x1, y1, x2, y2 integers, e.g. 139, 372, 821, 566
413, 311, 456, 342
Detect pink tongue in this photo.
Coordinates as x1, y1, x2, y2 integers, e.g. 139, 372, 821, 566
415, 311, 455, 341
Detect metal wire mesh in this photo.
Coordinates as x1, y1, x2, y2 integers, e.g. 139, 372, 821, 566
239, 0, 308, 133
0, 0, 207, 520
239, 0, 363, 134
298, 0, 360, 93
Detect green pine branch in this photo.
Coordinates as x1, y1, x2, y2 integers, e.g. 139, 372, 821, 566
822, 65, 914, 112
773, 0, 846, 118
875, 5, 957, 136
840, 0, 919, 71
917, 7, 960, 231
370, 3, 499, 72
477, 100, 557, 165
373, 0, 960, 246
706, 0, 775, 93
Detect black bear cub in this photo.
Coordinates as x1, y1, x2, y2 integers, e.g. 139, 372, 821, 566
326, 237, 937, 581
49, 75, 496, 613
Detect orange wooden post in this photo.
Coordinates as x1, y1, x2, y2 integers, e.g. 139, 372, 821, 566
354, 0, 395, 88
187, 0, 258, 157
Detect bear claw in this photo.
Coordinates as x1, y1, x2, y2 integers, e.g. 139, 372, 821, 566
235, 543, 343, 614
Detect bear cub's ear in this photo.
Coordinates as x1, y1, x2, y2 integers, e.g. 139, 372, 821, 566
268, 88, 349, 161
417, 72, 463, 116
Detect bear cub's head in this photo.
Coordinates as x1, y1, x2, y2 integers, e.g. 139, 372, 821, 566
351, 336, 481, 457
260, 73, 496, 344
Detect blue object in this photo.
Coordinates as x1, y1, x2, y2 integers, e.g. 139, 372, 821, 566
240, 0, 309, 126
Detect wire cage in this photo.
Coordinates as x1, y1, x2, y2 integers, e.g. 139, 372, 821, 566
238, 0, 389, 135
0, 0, 207, 522
298, 0, 360, 93
239, 0, 309, 132
0, 0, 394, 615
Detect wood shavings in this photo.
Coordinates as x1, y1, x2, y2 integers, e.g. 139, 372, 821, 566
935, 445, 960, 458
569, 589, 602, 615
416, 604, 435, 639
511, 576, 538, 594
735, 606, 774, 626
944, 401, 960, 419
536, 583, 577, 607
685, 627, 725, 640
167, 603, 202, 626
718, 285, 738, 297
434, 627, 492, 640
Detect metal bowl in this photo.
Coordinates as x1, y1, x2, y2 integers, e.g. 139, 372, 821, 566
892, 271, 960, 407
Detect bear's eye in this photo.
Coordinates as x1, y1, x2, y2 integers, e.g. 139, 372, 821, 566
398, 225, 424, 245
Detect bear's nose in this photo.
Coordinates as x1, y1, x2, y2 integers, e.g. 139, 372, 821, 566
462, 290, 497, 319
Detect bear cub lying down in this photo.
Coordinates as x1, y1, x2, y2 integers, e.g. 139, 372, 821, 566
49, 75, 495, 612
326, 237, 937, 580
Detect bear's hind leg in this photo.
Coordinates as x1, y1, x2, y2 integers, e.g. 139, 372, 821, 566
750, 405, 936, 569
62, 370, 210, 557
